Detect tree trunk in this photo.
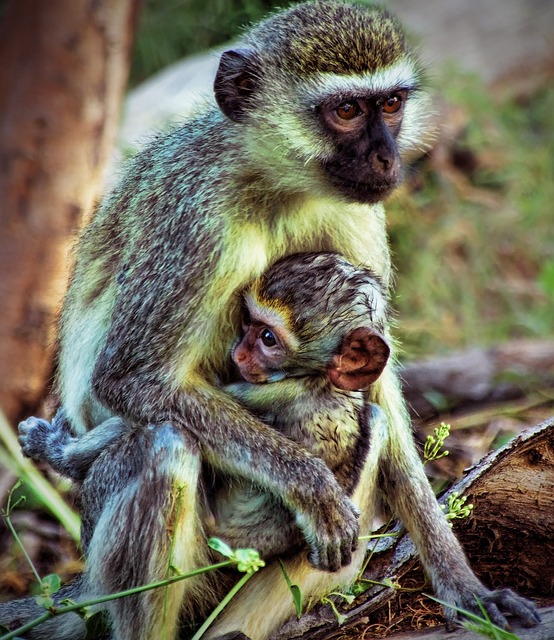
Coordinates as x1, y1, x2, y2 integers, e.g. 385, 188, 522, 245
0, 0, 140, 425
273, 418, 554, 639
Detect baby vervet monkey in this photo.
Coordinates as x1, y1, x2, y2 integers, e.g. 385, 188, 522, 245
208, 252, 389, 559
20, 252, 390, 564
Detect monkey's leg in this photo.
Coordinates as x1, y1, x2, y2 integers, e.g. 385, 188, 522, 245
204, 406, 388, 640
83, 423, 215, 640
375, 366, 540, 630
209, 480, 303, 560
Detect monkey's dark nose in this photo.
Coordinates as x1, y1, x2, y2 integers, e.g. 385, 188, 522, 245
370, 148, 399, 178
376, 152, 391, 171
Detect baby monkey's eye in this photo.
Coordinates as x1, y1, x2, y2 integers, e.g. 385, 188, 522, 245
260, 328, 277, 347
336, 100, 362, 120
242, 307, 251, 326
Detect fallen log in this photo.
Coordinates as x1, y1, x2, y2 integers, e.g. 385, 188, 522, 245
272, 417, 554, 639
401, 340, 554, 419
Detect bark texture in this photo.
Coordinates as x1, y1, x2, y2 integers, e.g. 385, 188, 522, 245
0, 0, 140, 424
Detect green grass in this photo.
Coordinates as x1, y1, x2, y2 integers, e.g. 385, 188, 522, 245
388, 76, 554, 358
130, 0, 285, 86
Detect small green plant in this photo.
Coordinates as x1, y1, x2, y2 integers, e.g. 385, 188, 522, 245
441, 491, 474, 524
320, 594, 351, 626
189, 539, 265, 640
278, 560, 303, 619
423, 422, 451, 464
357, 532, 399, 542
353, 576, 401, 596
207, 538, 265, 574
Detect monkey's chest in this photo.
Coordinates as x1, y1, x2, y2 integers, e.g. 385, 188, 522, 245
269, 395, 370, 494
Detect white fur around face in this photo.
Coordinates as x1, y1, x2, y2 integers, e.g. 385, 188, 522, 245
305, 59, 421, 103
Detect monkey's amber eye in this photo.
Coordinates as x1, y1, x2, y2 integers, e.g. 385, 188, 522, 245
260, 328, 277, 347
382, 94, 403, 115
336, 101, 362, 120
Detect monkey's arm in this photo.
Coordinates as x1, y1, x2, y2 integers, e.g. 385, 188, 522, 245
379, 399, 541, 630
223, 379, 305, 412
98, 371, 357, 571
19, 409, 127, 482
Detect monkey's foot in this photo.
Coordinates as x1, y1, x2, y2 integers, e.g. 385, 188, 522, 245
446, 588, 541, 631
477, 588, 541, 629
18, 416, 58, 460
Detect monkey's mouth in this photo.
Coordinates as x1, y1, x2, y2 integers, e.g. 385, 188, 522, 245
240, 371, 270, 384
328, 173, 400, 204
322, 160, 403, 203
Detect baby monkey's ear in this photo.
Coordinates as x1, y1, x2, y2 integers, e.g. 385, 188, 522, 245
327, 327, 390, 391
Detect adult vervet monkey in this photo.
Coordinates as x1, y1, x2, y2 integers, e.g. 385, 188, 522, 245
2, 2, 540, 639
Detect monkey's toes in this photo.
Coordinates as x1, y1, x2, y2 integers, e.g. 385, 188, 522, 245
17, 417, 51, 457
481, 589, 541, 628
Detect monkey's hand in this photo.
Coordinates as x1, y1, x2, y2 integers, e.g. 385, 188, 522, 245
292, 459, 360, 572
439, 581, 541, 631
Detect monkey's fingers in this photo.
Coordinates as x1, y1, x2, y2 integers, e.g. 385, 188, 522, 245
309, 543, 334, 573
337, 530, 357, 571
309, 532, 357, 573
447, 588, 542, 632
476, 589, 541, 629
327, 531, 354, 572
305, 510, 359, 572
302, 527, 341, 571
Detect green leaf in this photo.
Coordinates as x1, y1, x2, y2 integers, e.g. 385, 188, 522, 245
278, 560, 303, 618
34, 595, 54, 609
42, 574, 61, 595
233, 548, 265, 574
351, 580, 371, 595
207, 537, 234, 559
84, 611, 112, 639
290, 585, 303, 619
61, 601, 92, 620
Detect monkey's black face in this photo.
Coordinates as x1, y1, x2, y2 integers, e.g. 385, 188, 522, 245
318, 91, 407, 203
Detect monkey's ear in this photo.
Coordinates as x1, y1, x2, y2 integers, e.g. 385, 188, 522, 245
214, 48, 261, 122
327, 328, 390, 391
